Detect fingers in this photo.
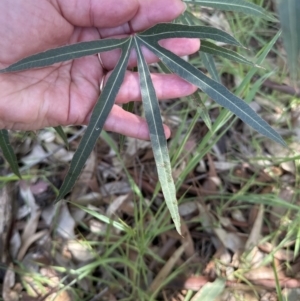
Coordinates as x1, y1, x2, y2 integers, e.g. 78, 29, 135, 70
100, 38, 200, 70
130, 0, 186, 32
103, 105, 171, 140
57, 0, 185, 31
99, 0, 185, 37
111, 71, 197, 103
0, 1, 72, 65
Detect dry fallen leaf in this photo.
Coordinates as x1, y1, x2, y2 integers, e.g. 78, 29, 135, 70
66, 240, 95, 262
2, 264, 18, 301
149, 241, 188, 295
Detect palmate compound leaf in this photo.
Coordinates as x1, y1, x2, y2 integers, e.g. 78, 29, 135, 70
184, 0, 267, 18
0, 130, 21, 178
56, 39, 132, 201
134, 37, 181, 235
0, 23, 286, 234
138, 38, 286, 146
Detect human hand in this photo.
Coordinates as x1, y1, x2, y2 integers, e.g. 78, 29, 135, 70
0, 0, 200, 139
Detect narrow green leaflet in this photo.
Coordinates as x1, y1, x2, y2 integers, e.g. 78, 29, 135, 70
139, 23, 241, 46
56, 39, 132, 201
184, 0, 266, 17
0, 130, 21, 178
139, 39, 285, 146
201, 52, 220, 83
276, 0, 300, 82
0, 38, 127, 73
134, 36, 181, 235
201, 40, 254, 66
54, 126, 69, 150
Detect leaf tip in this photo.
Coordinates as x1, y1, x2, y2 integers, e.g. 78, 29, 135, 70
175, 223, 182, 236
278, 138, 287, 148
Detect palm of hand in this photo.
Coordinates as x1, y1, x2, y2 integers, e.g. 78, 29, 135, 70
0, 0, 199, 138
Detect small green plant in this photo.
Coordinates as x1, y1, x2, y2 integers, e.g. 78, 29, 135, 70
1, 0, 294, 234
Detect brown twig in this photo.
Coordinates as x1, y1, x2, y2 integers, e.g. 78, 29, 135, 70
259, 77, 300, 97
168, 275, 300, 291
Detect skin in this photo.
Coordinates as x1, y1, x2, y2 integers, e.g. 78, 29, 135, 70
0, 0, 200, 139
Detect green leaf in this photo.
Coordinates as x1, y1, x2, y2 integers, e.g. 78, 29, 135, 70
139, 39, 285, 146
1, 17, 286, 234
134, 36, 181, 235
201, 40, 254, 66
201, 52, 220, 82
56, 40, 133, 201
193, 278, 225, 301
0, 38, 128, 73
276, 0, 300, 82
184, 0, 267, 18
140, 23, 241, 46
174, 30, 283, 189
0, 130, 21, 178
54, 126, 69, 150
71, 203, 128, 232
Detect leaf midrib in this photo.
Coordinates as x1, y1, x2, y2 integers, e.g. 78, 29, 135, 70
140, 38, 282, 144
58, 40, 132, 199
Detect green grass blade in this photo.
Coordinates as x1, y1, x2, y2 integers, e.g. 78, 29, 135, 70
56, 40, 132, 201
71, 203, 128, 232
54, 126, 69, 150
171, 102, 203, 165
0, 130, 21, 178
201, 40, 254, 66
184, 0, 267, 17
276, 0, 300, 82
272, 257, 283, 301
201, 52, 220, 82
236, 30, 282, 95
175, 31, 283, 188
139, 39, 285, 146
0, 38, 128, 73
192, 92, 212, 131
139, 23, 241, 46
134, 37, 181, 235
